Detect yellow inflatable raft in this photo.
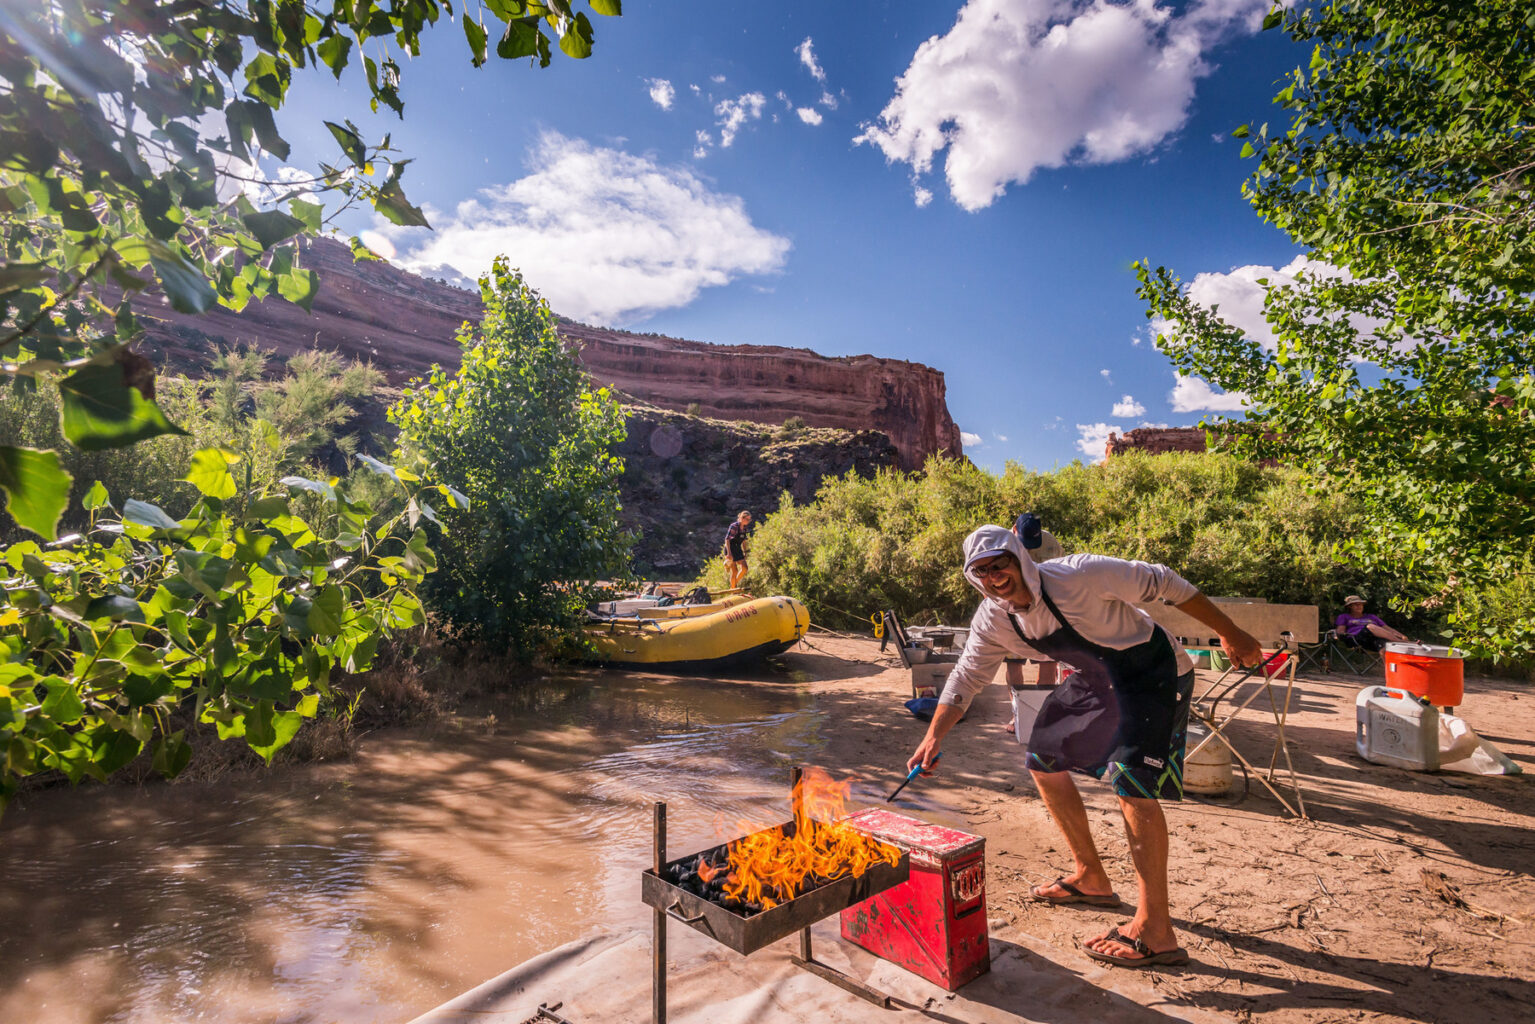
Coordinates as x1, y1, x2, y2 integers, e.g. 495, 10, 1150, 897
584, 595, 810, 670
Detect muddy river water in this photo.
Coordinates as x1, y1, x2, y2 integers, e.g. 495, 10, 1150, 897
0, 668, 854, 1024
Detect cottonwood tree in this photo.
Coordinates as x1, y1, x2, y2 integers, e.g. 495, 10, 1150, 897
0, 0, 620, 538
1139, 0, 1535, 659
389, 259, 629, 656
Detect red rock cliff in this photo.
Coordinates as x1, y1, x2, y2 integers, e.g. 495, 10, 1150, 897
558, 322, 960, 470
135, 237, 961, 470
1105, 426, 1209, 458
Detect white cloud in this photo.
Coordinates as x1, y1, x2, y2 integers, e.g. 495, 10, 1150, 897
380, 132, 791, 327
820, 91, 839, 110
995, 433, 1009, 442
690, 83, 702, 95
357, 229, 396, 260
647, 78, 675, 110
856, 0, 1271, 210
1111, 394, 1146, 417
961, 430, 983, 447
1170, 375, 1246, 413
1170, 254, 1361, 352
1075, 422, 1115, 463
710, 74, 726, 84
796, 107, 824, 126
693, 129, 713, 159
913, 185, 934, 207
715, 92, 767, 147
1099, 368, 1112, 382
796, 37, 826, 82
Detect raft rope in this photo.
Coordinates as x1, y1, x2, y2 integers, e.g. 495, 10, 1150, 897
796, 631, 903, 668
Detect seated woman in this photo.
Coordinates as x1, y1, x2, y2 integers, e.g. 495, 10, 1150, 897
1335, 595, 1411, 650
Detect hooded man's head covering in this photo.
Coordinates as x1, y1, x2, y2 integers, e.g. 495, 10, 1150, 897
962, 524, 1042, 606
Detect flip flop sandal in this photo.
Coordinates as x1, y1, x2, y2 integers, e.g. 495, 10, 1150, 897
1031, 877, 1122, 907
1083, 926, 1189, 968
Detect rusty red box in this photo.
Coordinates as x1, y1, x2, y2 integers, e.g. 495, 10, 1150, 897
839, 809, 989, 990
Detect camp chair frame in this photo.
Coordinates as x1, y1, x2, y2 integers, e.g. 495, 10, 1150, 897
1293, 630, 1383, 677
1188, 644, 1307, 818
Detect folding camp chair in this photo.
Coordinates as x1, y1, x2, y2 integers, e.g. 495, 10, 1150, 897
1187, 644, 1307, 818
1290, 629, 1382, 677
1326, 631, 1383, 675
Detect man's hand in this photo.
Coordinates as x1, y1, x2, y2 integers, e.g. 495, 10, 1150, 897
908, 701, 964, 772
1220, 627, 1263, 669
907, 735, 943, 773
1177, 593, 1265, 669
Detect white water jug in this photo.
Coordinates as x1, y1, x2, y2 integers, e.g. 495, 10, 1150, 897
1355, 686, 1439, 771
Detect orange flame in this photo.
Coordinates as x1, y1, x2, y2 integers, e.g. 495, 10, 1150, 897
720, 767, 898, 910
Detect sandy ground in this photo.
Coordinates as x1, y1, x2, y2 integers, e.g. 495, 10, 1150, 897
779, 632, 1535, 1024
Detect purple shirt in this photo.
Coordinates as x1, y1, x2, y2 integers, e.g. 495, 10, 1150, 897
1335, 612, 1387, 637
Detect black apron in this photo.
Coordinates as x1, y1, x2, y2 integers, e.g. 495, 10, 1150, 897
1010, 586, 1181, 774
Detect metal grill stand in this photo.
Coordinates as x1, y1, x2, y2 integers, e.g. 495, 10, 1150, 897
649, 767, 900, 1024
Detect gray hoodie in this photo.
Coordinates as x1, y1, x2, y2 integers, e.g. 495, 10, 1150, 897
939, 525, 1197, 711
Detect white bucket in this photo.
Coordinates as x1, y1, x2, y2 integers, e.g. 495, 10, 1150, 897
1356, 686, 1439, 771
1183, 719, 1233, 795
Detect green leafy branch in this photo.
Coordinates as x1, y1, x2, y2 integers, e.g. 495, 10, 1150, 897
0, 445, 461, 816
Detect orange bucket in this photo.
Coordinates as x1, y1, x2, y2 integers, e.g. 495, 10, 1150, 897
1383, 643, 1464, 706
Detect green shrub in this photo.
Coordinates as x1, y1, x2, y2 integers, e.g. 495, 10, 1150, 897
0, 352, 390, 545
730, 453, 1424, 636
778, 415, 808, 439
389, 259, 630, 656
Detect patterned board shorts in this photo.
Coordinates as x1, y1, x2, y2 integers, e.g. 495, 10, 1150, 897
1024, 669, 1195, 801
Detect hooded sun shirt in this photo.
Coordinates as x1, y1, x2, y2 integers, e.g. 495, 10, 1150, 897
938, 524, 1197, 712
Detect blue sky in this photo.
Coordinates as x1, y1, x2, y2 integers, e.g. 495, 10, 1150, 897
268, 0, 1310, 471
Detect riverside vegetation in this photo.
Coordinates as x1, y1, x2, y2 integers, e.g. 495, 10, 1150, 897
696, 454, 1533, 679
3, 1, 1533, 811
0, 1, 622, 811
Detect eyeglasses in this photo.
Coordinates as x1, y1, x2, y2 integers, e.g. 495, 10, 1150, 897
972, 558, 1013, 581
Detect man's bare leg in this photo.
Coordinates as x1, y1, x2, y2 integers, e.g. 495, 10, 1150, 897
1085, 796, 1179, 956
1029, 770, 1114, 899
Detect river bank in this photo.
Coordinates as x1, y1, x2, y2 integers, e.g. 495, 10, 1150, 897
2, 635, 1530, 1024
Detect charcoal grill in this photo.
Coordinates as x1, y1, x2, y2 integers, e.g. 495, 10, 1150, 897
641, 767, 912, 1023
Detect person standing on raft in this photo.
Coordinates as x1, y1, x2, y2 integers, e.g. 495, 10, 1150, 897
906, 524, 1262, 968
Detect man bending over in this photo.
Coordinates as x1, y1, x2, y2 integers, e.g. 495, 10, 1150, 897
907, 524, 1261, 968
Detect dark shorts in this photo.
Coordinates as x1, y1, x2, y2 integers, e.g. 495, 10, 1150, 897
1025, 669, 1196, 801
725, 542, 746, 562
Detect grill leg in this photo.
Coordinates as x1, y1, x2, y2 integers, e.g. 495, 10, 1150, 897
654, 802, 666, 1024
785, 766, 895, 1010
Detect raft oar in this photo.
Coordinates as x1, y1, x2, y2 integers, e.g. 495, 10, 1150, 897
886, 752, 942, 802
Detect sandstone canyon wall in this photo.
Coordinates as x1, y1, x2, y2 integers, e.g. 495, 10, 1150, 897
1104, 426, 1209, 459
135, 237, 961, 470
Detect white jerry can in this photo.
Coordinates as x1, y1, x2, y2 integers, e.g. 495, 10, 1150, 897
1355, 686, 1440, 771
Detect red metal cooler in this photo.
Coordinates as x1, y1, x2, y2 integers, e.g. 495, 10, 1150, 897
839, 809, 990, 990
